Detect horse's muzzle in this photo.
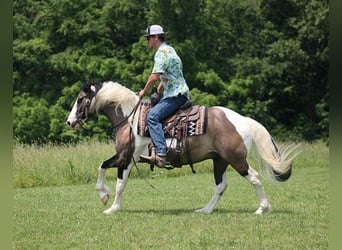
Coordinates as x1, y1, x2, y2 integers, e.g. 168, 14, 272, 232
66, 120, 81, 130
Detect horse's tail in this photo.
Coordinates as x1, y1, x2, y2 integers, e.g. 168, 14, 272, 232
247, 118, 300, 182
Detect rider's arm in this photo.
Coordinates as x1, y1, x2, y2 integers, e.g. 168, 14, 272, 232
139, 73, 161, 98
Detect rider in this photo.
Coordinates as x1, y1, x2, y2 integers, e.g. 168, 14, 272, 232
139, 24, 190, 168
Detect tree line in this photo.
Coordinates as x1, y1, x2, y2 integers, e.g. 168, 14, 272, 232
13, 0, 329, 144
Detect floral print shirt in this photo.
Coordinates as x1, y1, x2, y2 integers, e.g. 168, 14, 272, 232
152, 42, 190, 99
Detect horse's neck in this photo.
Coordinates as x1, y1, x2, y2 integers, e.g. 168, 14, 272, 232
102, 105, 125, 128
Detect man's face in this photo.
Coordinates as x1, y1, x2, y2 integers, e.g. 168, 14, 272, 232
146, 35, 159, 49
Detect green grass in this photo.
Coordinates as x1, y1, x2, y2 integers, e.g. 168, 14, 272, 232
13, 141, 328, 188
13, 141, 329, 249
13, 167, 328, 249
13, 141, 116, 188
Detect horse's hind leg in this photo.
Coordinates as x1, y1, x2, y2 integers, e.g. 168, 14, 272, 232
245, 166, 271, 214
231, 158, 271, 215
195, 159, 228, 214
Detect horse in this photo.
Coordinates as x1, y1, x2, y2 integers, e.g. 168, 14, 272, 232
66, 81, 298, 215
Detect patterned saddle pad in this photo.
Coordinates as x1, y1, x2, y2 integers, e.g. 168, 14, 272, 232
137, 102, 207, 139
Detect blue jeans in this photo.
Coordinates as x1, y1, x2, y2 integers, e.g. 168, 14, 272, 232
147, 94, 188, 156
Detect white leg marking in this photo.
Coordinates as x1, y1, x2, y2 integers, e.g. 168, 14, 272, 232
102, 139, 148, 215
195, 172, 228, 214
245, 166, 271, 215
95, 167, 110, 205
103, 163, 134, 215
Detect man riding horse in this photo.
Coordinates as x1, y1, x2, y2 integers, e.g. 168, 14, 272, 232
138, 25, 190, 168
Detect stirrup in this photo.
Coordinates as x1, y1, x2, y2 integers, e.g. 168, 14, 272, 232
139, 154, 154, 163
139, 154, 166, 168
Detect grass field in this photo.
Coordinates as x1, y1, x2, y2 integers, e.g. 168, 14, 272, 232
13, 141, 329, 249
13, 141, 327, 188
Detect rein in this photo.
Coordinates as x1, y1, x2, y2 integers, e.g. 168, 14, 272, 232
128, 125, 156, 189
112, 98, 142, 129
80, 97, 155, 189
80, 96, 141, 134
126, 98, 156, 189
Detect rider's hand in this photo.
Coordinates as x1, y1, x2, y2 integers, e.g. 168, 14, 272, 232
138, 90, 145, 99
157, 82, 163, 94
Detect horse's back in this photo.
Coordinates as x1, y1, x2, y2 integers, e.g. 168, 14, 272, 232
208, 106, 253, 150
209, 106, 250, 131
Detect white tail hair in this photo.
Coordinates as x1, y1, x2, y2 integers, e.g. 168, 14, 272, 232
247, 118, 300, 182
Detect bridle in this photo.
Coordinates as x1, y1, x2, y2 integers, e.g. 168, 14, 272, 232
75, 91, 95, 127
75, 85, 141, 131
74, 84, 155, 189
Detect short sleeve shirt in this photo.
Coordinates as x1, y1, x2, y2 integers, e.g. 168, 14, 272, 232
152, 42, 190, 99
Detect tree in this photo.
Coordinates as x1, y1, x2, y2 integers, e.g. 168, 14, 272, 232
13, 0, 329, 143
13, 94, 50, 144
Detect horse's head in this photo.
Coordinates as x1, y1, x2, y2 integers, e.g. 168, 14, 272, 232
66, 83, 98, 130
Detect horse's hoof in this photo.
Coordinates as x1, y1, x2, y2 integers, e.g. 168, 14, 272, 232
101, 194, 109, 206
103, 209, 112, 215
254, 205, 271, 215
103, 207, 120, 215
194, 208, 213, 214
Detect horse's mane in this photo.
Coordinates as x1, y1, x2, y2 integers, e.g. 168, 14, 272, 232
95, 81, 138, 116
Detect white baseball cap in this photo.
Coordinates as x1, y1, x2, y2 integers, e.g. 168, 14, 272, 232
144, 25, 165, 37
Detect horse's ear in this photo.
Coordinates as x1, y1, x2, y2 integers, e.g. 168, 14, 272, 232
81, 83, 90, 92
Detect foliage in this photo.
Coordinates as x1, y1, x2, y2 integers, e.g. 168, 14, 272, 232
13, 0, 329, 143
13, 94, 50, 144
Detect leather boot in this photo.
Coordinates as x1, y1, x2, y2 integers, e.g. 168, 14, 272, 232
155, 155, 166, 168
139, 154, 166, 168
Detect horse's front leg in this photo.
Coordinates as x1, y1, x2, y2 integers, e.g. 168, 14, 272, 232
195, 172, 228, 214
101, 132, 148, 215
96, 154, 119, 205
195, 159, 228, 214
103, 163, 134, 215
